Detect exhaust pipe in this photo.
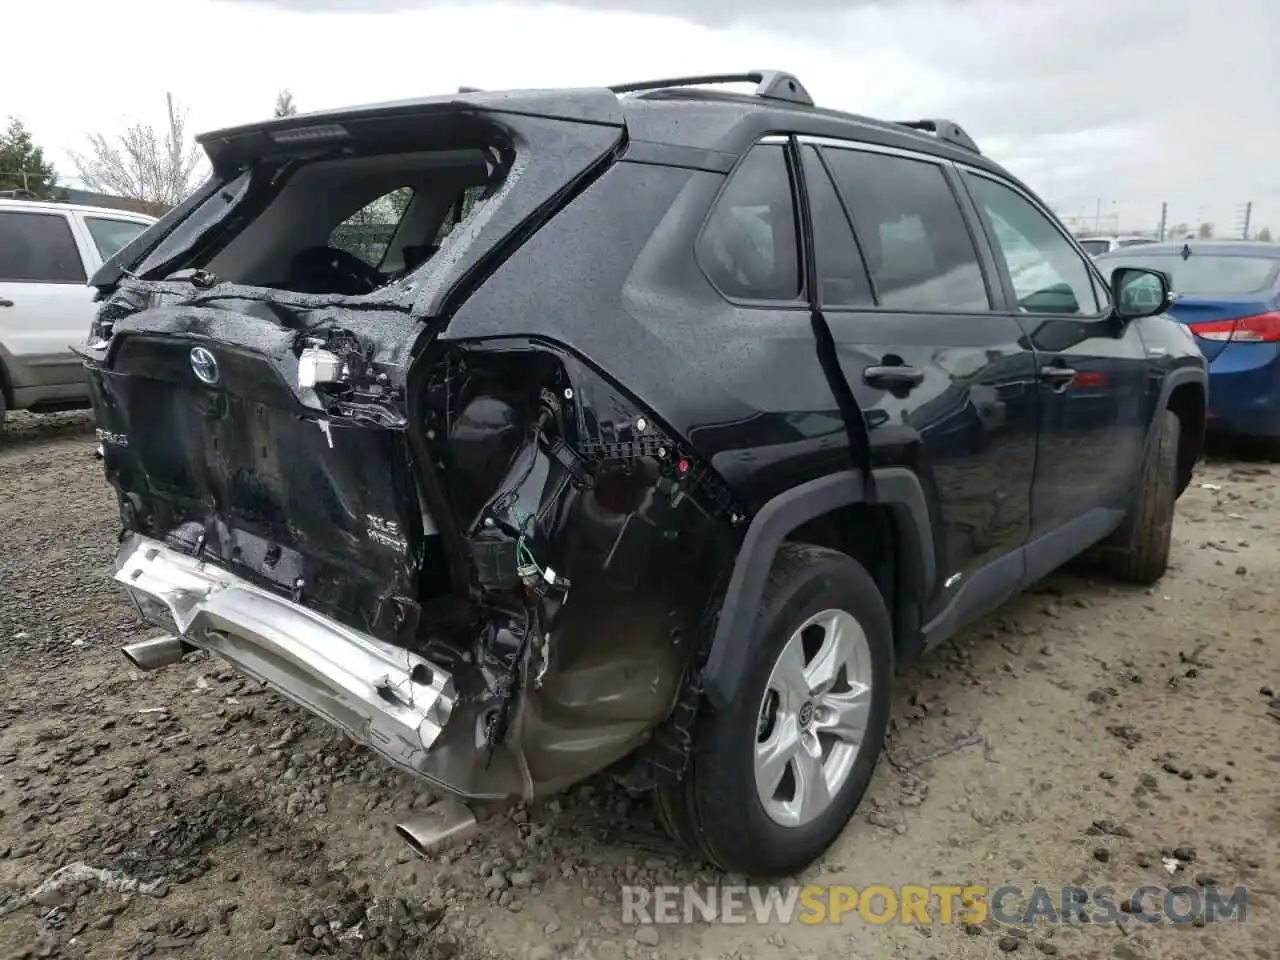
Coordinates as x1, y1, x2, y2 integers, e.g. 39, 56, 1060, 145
122, 635, 189, 671
395, 799, 479, 859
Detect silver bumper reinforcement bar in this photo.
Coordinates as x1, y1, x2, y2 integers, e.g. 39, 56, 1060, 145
114, 533, 457, 764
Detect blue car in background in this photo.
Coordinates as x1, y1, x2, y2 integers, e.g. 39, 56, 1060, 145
1096, 241, 1280, 454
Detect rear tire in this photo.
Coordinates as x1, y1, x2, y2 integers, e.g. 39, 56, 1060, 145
655, 544, 893, 877
1100, 408, 1180, 584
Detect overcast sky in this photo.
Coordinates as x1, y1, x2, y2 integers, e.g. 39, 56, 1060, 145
3, 0, 1276, 235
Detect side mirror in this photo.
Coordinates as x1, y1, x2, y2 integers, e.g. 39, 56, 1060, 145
1111, 266, 1173, 321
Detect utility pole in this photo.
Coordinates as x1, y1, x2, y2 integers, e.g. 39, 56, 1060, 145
1158, 201, 1168, 241
1094, 198, 1102, 233
1241, 202, 1253, 240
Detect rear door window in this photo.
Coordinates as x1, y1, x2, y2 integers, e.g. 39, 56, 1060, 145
799, 145, 875, 307
0, 211, 86, 283
697, 144, 802, 301
85, 217, 150, 262
820, 147, 990, 312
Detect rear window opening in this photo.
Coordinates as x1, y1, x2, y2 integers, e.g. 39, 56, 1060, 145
135, 146, 507, 297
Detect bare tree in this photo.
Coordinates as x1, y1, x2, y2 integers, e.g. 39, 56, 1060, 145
1258, 226, 1274, 243
1196, 222, 1214, 240
274, 89, 298, 118
71, 93, 204, 210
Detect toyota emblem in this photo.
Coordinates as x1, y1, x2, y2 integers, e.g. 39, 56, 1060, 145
189, 346, 220, 385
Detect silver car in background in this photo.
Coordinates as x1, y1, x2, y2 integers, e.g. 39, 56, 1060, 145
0, 199, 156, 428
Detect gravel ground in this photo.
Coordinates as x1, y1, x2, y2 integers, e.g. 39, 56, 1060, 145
1, 410, 1277, 960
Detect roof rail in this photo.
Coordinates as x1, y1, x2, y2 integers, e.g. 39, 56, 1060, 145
457, 86, 484, 93
608, 70, 814, 107
895, 119, 981, 155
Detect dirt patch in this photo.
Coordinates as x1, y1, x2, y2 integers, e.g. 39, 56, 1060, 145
1, 417, 1276, 960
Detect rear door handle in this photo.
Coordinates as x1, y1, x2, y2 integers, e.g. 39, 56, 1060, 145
0, 298, 13, 308
1039, 365, 1077, 389
864, 365, 925, 388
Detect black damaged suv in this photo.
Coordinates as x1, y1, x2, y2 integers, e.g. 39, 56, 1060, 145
83, 71, 1207, 877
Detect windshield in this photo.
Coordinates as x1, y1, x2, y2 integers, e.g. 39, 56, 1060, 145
1077, 239, 1110, 256
1098, 252, 1280, 296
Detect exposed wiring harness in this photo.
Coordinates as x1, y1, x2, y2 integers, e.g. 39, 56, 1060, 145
483, 610, 535, 769
513, 508, 570, 603
468, 402, 557, 538
475, 395, 577, 765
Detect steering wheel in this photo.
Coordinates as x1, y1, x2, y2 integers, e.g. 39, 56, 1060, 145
289, 246, 385, 295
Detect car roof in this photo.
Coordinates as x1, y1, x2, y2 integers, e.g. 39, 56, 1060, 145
617, 88, 1005, 170
1096, 240, 1280, 259
0, 197, 156, 221
197, 70, 1010, 179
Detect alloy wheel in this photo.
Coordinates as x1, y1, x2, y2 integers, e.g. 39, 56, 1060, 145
754, 608, 874, 828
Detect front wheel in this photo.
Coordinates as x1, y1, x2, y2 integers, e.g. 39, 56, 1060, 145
656, 544, 893, 877
1099, 408, 1181, 584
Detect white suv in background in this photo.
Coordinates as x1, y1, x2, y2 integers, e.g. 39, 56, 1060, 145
0, 199, 155, 428
1076, 235, 1157, 257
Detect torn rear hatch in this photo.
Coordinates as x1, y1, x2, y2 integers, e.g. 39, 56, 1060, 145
92, 88, 627, 317
83, 91, 626, 651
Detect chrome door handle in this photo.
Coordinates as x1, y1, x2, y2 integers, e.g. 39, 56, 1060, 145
1039, 365, 1076, 390
864, 365, 925, 388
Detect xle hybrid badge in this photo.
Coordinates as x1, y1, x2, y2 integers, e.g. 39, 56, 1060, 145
189, 346, 219, 385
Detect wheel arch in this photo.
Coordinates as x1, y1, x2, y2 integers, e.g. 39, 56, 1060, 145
700, 466, 936, 709
1164, 374, 1207, 496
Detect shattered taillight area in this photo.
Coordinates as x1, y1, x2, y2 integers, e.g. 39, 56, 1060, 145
417, 343, 741, 797
298, 327, 410, 430
85, 284, 744, 804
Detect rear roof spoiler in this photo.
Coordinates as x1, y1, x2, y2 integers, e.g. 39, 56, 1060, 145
196, 89, 625, 171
